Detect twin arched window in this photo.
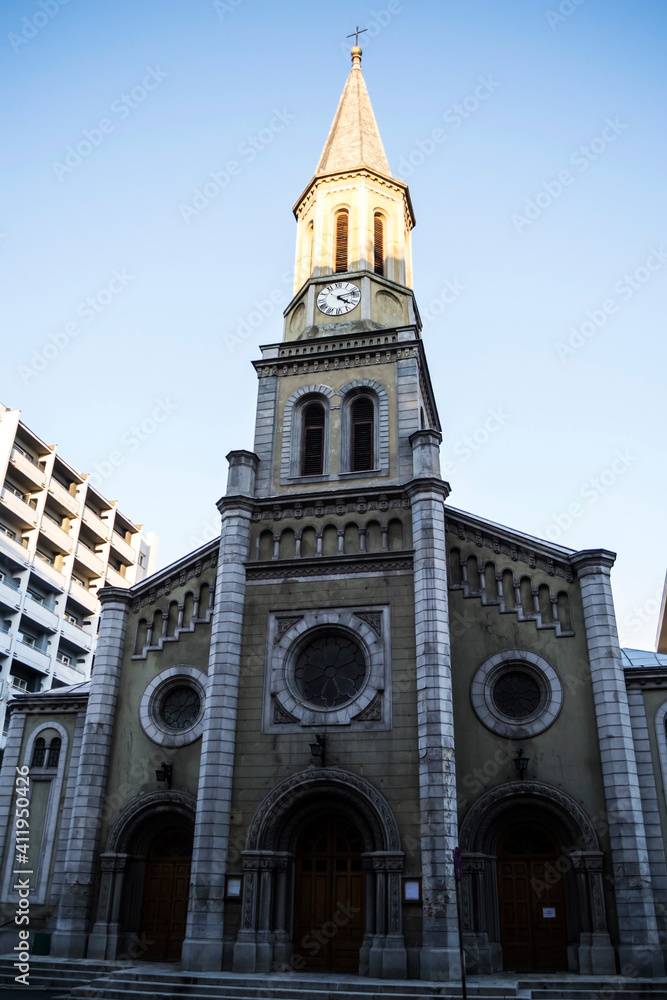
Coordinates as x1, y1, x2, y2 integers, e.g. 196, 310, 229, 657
30, 736, 61, 768
298, 394, 376, 477
332, 208, 385, 276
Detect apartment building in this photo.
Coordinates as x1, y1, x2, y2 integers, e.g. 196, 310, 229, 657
0, 403, 157, 740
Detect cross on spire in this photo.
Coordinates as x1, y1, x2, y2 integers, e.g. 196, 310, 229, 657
346, 26, 368, 46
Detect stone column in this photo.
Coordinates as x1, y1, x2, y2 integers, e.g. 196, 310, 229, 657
408, 430, 460, 981
87, 853, 129, 959
181, 450, 258, 971
571, 549, 664, 976
49, 588, 131, 958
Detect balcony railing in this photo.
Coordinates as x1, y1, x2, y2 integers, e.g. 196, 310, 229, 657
74, 542, 105, 578
0, 578, 21, 611
13, 638, 51, 673
82, 505, 110, 542
110, 530, 135, 565
47, 478, 79, 517
0, 528, 30, 566
69, 580, 99, 613
22, 595, 59, 632
60, 616, 93, 651
39, 514, 73, 554
0, 487, 38, 529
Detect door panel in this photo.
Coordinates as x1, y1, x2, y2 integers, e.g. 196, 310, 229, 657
497, 824, 568, 972
293, 816, 365, 971
141, 828, 193, 961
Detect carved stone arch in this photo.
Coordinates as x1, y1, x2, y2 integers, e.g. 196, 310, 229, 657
339, 379, 389, 475
246, 766, 401, 852
458, 781, 613, 976
107, 790, 197, 855
234, 768, 407, 977
281, 384, 335, 481
460, 780, 599, 854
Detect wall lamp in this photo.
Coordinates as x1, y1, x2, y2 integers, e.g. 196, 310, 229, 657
309, 734, 326, 767
513, 747, 529, 779
155, 762, 173, 788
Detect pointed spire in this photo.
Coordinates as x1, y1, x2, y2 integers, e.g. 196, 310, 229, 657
316, 46, 392, 178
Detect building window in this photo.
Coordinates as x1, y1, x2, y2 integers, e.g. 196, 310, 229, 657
334, 209, 349, 273
373, 213, 384, 276
140, 665, 207, 748
160, 686, 202, 730
294, 633, 367, 709
31, 738, 46, 767
46, 737, 61, 768
301, 402, 325, 476
351, 397, 375, 471
470, 649, 563, 738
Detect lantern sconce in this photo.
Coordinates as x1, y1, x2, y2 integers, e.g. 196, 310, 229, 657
513, 747, 529, 779
309, 734, 326, 767
155, 762, 173, 788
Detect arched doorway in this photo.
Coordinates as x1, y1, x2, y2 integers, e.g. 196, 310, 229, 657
87, 791, 196, 961
141, 827, 193, 961
293, 815, 365, 972
233, 767, 407, 978
458, 781, 615, 975
497, 822, 567, 972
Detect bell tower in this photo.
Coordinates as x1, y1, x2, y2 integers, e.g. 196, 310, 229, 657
250, 44, 440, 500
285, 45, 418, 341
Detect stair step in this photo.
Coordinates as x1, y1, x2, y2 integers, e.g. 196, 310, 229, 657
64, 984, 516, 1000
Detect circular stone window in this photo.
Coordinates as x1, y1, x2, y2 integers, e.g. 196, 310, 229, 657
160, 685, 202, 730
140, 665, 207, 747
470, 650, 563, 738
293, 633, 367, 710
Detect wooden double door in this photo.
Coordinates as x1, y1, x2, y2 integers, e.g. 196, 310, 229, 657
141, 827, 193, 961
497, 823, 568, 972
293, 815, 365, 972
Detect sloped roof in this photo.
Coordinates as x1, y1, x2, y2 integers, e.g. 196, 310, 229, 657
316, 55, 391, 177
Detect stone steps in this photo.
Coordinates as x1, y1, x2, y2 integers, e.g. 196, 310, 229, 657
0, 957, 120, 991
518, 981, 667, 1000
63, 975, 517, 1000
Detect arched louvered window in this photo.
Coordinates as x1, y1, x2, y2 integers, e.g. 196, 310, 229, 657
301, 402, 325, 476
334, 210, 349, 273
31, 737, 46, 768
47, 737, 61, 768
373, 213, 385, 276
351, 397, 374, 472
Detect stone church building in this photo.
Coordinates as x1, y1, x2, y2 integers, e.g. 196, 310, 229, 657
1, 46, 667, 982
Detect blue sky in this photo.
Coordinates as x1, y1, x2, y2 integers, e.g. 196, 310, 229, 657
1, 0, 666, 649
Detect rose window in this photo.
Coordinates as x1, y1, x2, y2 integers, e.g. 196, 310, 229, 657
160, 685, 202, 729
492, 670, 542, 719
294, 634, 366, 709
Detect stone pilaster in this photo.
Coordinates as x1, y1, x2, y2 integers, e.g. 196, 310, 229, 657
181, 450, 258, 971
571, 549, 664, 976
408, 466, 459, 980
51, 587, 131, 959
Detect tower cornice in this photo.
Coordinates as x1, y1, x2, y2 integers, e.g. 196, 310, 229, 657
293, 167, 415, 230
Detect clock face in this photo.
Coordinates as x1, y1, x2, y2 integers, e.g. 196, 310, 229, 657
316, 281, 361, 316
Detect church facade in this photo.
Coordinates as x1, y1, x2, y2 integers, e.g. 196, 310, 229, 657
1, 47, 667, 982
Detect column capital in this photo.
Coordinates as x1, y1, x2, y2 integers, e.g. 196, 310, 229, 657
98, 586, 133, 608
405, 478, 451, 502
217, 495, 256, 516
570, 548, 617, 576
